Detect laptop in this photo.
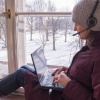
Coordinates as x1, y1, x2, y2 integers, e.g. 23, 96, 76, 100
31, 46, 64, 91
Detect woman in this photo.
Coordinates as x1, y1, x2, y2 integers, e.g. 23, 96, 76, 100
0, 0, 100, 100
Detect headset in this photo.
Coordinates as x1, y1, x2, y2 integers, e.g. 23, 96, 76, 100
73, 0, 99, 36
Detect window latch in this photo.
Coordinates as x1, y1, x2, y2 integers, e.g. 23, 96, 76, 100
2, 9, 11, 19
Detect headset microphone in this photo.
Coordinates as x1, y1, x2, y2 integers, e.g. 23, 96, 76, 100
72, 27, 91, 36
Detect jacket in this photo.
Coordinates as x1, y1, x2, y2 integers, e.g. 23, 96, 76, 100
24, 32, 100, 100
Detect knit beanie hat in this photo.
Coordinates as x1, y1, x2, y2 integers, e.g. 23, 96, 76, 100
72, 0, 100, 31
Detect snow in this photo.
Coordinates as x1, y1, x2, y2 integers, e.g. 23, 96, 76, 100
26, 31, 80, 67
0, 31, 80, 68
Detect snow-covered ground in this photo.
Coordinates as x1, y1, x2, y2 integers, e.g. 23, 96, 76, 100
0, 31, 80, 70
26, 31, 80, 67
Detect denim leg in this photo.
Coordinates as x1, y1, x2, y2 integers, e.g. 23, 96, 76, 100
0, 68, 26, 95
21, 65, 36, 75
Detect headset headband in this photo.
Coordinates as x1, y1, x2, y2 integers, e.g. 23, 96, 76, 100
89, 0, 99, 18
87, 0, 99, 27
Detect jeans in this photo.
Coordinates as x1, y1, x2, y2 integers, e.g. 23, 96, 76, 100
0, 65, 36, 95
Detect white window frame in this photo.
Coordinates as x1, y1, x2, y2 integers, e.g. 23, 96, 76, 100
5, 0, 26, 73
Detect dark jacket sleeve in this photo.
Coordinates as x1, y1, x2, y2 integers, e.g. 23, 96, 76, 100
63, 60, 100, 100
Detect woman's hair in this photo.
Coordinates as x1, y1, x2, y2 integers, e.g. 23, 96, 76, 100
86, 31, 100, 46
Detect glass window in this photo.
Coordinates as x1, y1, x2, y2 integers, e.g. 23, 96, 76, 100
15, 0, 83, 69
24, 16, 80, 67
0, 0, 8, 78
0, 0, 82, 77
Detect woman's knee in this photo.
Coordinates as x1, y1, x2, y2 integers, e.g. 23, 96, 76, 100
20, 65, 36, 74
21, 65, 30, 69
21, 65, 34, 71
17, 68, 26, 76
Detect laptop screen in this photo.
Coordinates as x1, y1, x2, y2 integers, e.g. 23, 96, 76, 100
31, 47, 47, 79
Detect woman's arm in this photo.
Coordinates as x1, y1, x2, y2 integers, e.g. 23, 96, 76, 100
63, 60, 100, 100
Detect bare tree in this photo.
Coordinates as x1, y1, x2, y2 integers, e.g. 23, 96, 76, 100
38, 0, 57, 43
39, 17, 50, 41
26, 0, 75, 51
26, 16, 35, 41
49, 17, 63, 50
64, 23, 68, 42
26, 0, 48, 49
25, 5, 36, 41
32, 0, 46, 12
40, 16, 64, 50
63, 17, 72, 42
39, 30, 46, 49
26, 0, 47, 41
46, 1, 64, 50
0, 0, 6, 48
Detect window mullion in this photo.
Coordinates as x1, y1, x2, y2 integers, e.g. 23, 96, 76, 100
6, 0, 26, 73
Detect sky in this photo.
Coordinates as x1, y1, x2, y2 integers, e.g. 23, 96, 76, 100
26, 0, 76, 11
49, 0, 75, 11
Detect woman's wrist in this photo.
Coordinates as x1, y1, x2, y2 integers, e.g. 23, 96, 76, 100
64, 79, 71, 88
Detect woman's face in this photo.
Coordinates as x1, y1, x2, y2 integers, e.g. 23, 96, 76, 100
74, 24, 91, 39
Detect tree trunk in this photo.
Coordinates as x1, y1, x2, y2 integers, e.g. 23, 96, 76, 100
65, 31, 67, 42
46, 30, 49, 41
30, 28, 33, 41
53, 32, 55, 50
4, 31, 7, 48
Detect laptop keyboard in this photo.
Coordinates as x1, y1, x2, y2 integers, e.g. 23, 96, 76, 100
42, 69, 64, 88
42, 72, 54, 86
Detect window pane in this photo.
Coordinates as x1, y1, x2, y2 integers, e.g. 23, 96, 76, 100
17, 0, 76, 12
0, 0, 5, 12
0, 0, 8, 78
24, 16, 81, 67
0, 16, 8, 77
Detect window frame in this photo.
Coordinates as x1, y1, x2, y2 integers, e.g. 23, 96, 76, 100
4, 0, 72, 73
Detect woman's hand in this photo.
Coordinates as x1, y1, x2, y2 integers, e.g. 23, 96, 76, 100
53, 72, 71, 87
52, 66, 68, 76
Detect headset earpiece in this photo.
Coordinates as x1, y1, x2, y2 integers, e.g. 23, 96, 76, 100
87, 17, 97, 28
87, 0, 99, 28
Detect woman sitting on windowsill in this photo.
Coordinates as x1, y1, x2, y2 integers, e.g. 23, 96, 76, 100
0, 0, 100, 100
